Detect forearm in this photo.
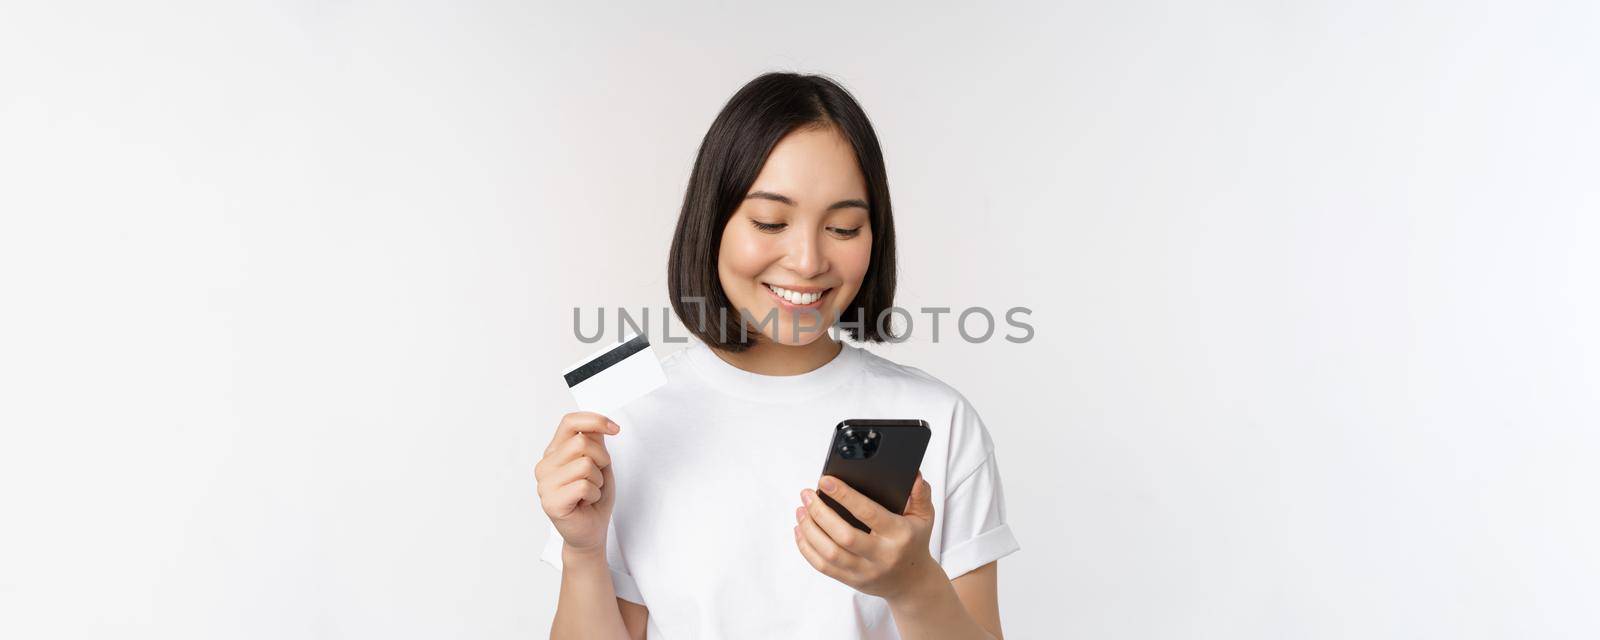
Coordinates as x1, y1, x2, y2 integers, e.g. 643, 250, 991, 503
886, 564, 998, 640
550, 544, 629, 640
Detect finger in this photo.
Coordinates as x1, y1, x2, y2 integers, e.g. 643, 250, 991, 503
576, 480, 604, 506
547, 412, 620, 453
546, 456, 604, 491
793, 522, 850, 581
817, 475, 892, 532
594, 463, 616, 508
560, 479, 603, 508
581, 436, 613, 469
547, 432, 612, 469
803, 489, 871, 553
903, 472, 935, 520
796, 506, 859, 572
540, 435, 586, 472
544, 479, 602, 518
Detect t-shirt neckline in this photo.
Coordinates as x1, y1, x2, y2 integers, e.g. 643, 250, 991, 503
685, 339, 864, 403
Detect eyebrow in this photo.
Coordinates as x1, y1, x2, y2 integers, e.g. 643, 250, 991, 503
745, 190, 869, 212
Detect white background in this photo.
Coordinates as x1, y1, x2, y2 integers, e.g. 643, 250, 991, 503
3, 1, 1597, 638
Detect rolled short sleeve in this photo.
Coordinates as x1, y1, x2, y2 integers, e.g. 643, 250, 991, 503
539, 522, 646, 604
936, 398, 1021, 580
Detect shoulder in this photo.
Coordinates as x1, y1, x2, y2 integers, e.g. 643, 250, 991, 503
658, 342, 696, 377
642, 342, 705, 394
853, 347, 992, 447
853, 346, 970, 406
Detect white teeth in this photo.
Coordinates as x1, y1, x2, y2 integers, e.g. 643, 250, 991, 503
766, 284, 823, 305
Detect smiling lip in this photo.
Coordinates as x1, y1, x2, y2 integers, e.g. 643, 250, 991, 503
762, 283, 832, 309
763, 283, 829, 293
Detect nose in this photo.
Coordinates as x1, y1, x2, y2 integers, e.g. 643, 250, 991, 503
781, 228, 830, 279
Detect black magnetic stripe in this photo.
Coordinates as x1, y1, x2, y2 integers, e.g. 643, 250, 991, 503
563, 333, 651, 388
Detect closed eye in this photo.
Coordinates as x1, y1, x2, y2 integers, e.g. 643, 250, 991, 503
751, 220, 786, 232
829, 226, 863, 239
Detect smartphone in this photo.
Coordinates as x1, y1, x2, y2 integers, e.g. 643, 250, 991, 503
817, 419, 932, 532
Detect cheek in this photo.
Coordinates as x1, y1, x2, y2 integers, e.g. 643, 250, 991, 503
833, 236, 874, 290
717, 226, 775, 283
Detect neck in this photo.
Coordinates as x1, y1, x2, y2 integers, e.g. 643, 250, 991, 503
711, 335, 843, 376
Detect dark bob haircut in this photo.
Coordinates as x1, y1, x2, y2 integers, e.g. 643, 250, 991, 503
668, 72, 898, 352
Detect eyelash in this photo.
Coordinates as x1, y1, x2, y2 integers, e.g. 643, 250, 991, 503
749, 220, 863, 239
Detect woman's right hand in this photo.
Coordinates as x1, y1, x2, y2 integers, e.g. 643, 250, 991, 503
536, 411, 621, 553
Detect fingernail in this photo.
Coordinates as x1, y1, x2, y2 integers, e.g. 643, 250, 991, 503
795, 507, 805, 522
801, 491, 813, 506
819, 477, 837, 493
607, 421, 620, 434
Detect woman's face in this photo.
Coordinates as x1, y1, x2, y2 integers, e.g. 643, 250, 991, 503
718, 125, 873, 347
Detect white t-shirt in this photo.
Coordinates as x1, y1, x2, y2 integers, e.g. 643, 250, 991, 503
541, 339, 1020, 639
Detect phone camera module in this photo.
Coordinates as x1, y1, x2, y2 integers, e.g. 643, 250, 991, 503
839, 426, 881, 460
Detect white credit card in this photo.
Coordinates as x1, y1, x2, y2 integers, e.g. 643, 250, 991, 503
561, 331, 666, 416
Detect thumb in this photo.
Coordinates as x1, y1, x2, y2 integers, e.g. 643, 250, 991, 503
903, 472, 935, 521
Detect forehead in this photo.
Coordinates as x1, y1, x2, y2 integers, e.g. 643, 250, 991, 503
748, 126, 867, 200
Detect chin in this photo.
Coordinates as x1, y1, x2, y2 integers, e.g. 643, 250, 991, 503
765, 328, 831, 347
754, 307, 837, 347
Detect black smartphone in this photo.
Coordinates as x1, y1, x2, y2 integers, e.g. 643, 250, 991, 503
817, 419, 932, 532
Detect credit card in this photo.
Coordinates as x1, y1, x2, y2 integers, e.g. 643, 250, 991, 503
561, 331, 666, 416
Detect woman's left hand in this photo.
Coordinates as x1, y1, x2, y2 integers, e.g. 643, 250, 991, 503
793, 472, 944, 600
